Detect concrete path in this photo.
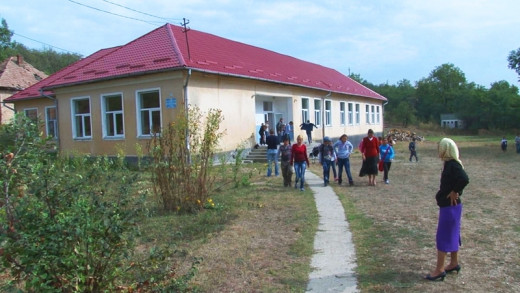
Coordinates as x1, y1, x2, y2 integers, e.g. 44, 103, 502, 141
305, 171, 358, 293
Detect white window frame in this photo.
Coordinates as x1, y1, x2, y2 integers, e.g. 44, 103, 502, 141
71, 97, 92, 139
376, 106, 380, 124
314, 98, 322, 127
24, 108, 38, 121
45, 106, 57, 139
355, 103, 360, 125
365, 104, 370, 124
371, 105, 375, 124
325, 99, 332, 127
348, 102, 353, 125
301, 97, 309, 124
101, 92, 125, 139
136, 88, 162, 137
340, 102, 346, 126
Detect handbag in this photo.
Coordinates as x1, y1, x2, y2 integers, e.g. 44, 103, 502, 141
379, 146, 390, 171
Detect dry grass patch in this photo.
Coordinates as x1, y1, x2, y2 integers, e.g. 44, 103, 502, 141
308, 136, 519, 292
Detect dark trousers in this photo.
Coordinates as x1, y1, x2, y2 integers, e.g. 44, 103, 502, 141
337, 157, 353, 184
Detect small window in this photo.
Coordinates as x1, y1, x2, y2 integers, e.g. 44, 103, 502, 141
339, 102, 345, 125
71, 97, 92, 139
24, 108, 38, 121
301, 98, 309, 123
365, 104, 370, 124
325, 100, 332, 126
314, 99, 321, 127
355, 104, 360, 125
348, 103, 353, 125
102, 93, 124, 138
45, 107, 57, 139
137, 89, 161, 136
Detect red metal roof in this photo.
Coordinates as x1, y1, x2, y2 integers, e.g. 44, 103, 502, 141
6, 24, 386, 102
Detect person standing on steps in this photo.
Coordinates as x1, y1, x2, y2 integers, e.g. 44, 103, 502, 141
425, 138, 469, 281
291, 135, 310, 191
334, 134, 354, 186
409, 137, 418, 162
276, 118, 285, 143
299, 120, 317, 144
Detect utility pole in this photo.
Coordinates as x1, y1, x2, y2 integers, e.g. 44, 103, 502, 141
181, 18, 191, 60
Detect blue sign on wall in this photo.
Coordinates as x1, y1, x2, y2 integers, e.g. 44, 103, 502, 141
165, 98, 177, 109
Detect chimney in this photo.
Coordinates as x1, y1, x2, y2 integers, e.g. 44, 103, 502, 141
16, 55, 23, 65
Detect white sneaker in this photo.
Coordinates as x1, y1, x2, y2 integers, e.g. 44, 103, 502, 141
385, 180, 389, 184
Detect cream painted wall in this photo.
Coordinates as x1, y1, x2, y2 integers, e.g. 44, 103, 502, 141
11, 70, 384, 157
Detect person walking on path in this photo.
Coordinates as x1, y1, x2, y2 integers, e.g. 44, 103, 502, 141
409, 137, 418, 162
359, 129, 380, 186
305, 170, 358, 292
425, 138, 469, 281
300, 120, 318, 144
318, 136, 336, 187
291, 135, 310, 191
379, 137, 395, 184
334, 134, 354, 186
266, 129, 279, 177
277, 136, 293, 187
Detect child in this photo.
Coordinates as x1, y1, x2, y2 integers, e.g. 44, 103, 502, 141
409, 137, 418, 162
379, 138, 395, 184
501, 137, 508, 152
277, 136, 293, 187
319, 136, 336, 186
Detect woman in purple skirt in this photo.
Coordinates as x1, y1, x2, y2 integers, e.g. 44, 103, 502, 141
425, 138, 469, 281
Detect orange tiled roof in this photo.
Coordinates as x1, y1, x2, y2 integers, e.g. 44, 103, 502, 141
0, 56, 47, 91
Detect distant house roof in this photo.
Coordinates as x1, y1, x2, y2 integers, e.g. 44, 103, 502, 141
0, 55, 47, 91
440, 114, 462, 120
6, 24, 386, 102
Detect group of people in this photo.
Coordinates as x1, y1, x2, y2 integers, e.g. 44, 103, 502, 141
501, 134, 520, 153
259, 118, 295, 146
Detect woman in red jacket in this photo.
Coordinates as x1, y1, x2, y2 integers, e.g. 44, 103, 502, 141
359, 129, 380, 186
291, 135, 310, 191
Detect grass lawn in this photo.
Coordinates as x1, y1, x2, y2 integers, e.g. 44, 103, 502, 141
307, 135, 519, 292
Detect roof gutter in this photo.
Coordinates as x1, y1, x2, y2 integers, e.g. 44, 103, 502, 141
39, 89, 60, 151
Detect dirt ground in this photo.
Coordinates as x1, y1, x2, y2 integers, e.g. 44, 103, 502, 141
339, 138, 520, 292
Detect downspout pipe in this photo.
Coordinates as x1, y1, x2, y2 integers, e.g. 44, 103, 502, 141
39, 89, 60, 151
183, 68, 192, 164
322, 91, 331, 140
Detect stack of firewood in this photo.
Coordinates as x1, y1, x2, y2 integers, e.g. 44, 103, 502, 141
385, 129, 424, 141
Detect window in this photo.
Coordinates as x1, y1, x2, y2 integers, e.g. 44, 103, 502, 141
24, 108, 38, 121
71, 97, 92, 139
45, 107, 57, 139
314, 99, 321, 127
355, 103, 360, 125
340, 102, 346, 125
371, 105, 375, 124
376, 106, 380, 124
365, 104, 370, 124
137, 89, 161, 136
263, 101, 273, 112
102, 93, 124, 138
348, 103, 353, 125
301, 98, 309, 123
325, 100, 332, 126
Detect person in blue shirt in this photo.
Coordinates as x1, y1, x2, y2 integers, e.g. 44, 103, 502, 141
334, 134, 354, 186
379, 137, 395, 184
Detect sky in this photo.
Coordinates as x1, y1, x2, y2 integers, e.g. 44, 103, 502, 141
1, 0, 519, 88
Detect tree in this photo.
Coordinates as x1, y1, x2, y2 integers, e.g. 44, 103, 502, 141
0, 18, 15, 60
508, 48, 520, 81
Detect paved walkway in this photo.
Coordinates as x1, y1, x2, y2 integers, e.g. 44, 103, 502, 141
305, 171, 358, 293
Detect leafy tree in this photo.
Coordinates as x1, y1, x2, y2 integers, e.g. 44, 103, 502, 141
507, 47, 520, 81
0, 18, 15, 61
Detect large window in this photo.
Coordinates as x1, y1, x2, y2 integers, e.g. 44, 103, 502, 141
71, 97, 91, 139
301, 98, 309, 123
355, 103, 360, 125
45, 106, 57, 139
325, 100, 332, 126
314, 99, 321, 127
348, 103, 353, 125
365, 104, 370, 124
137, 89, 161, 136
24, 108, 38, 121
102, 93, 124, 138
340, 102, 346, 125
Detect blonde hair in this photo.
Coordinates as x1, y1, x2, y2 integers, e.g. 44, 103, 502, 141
438, 138, 463, 168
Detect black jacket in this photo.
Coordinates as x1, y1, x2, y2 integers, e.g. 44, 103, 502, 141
435, 160, 469, 207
